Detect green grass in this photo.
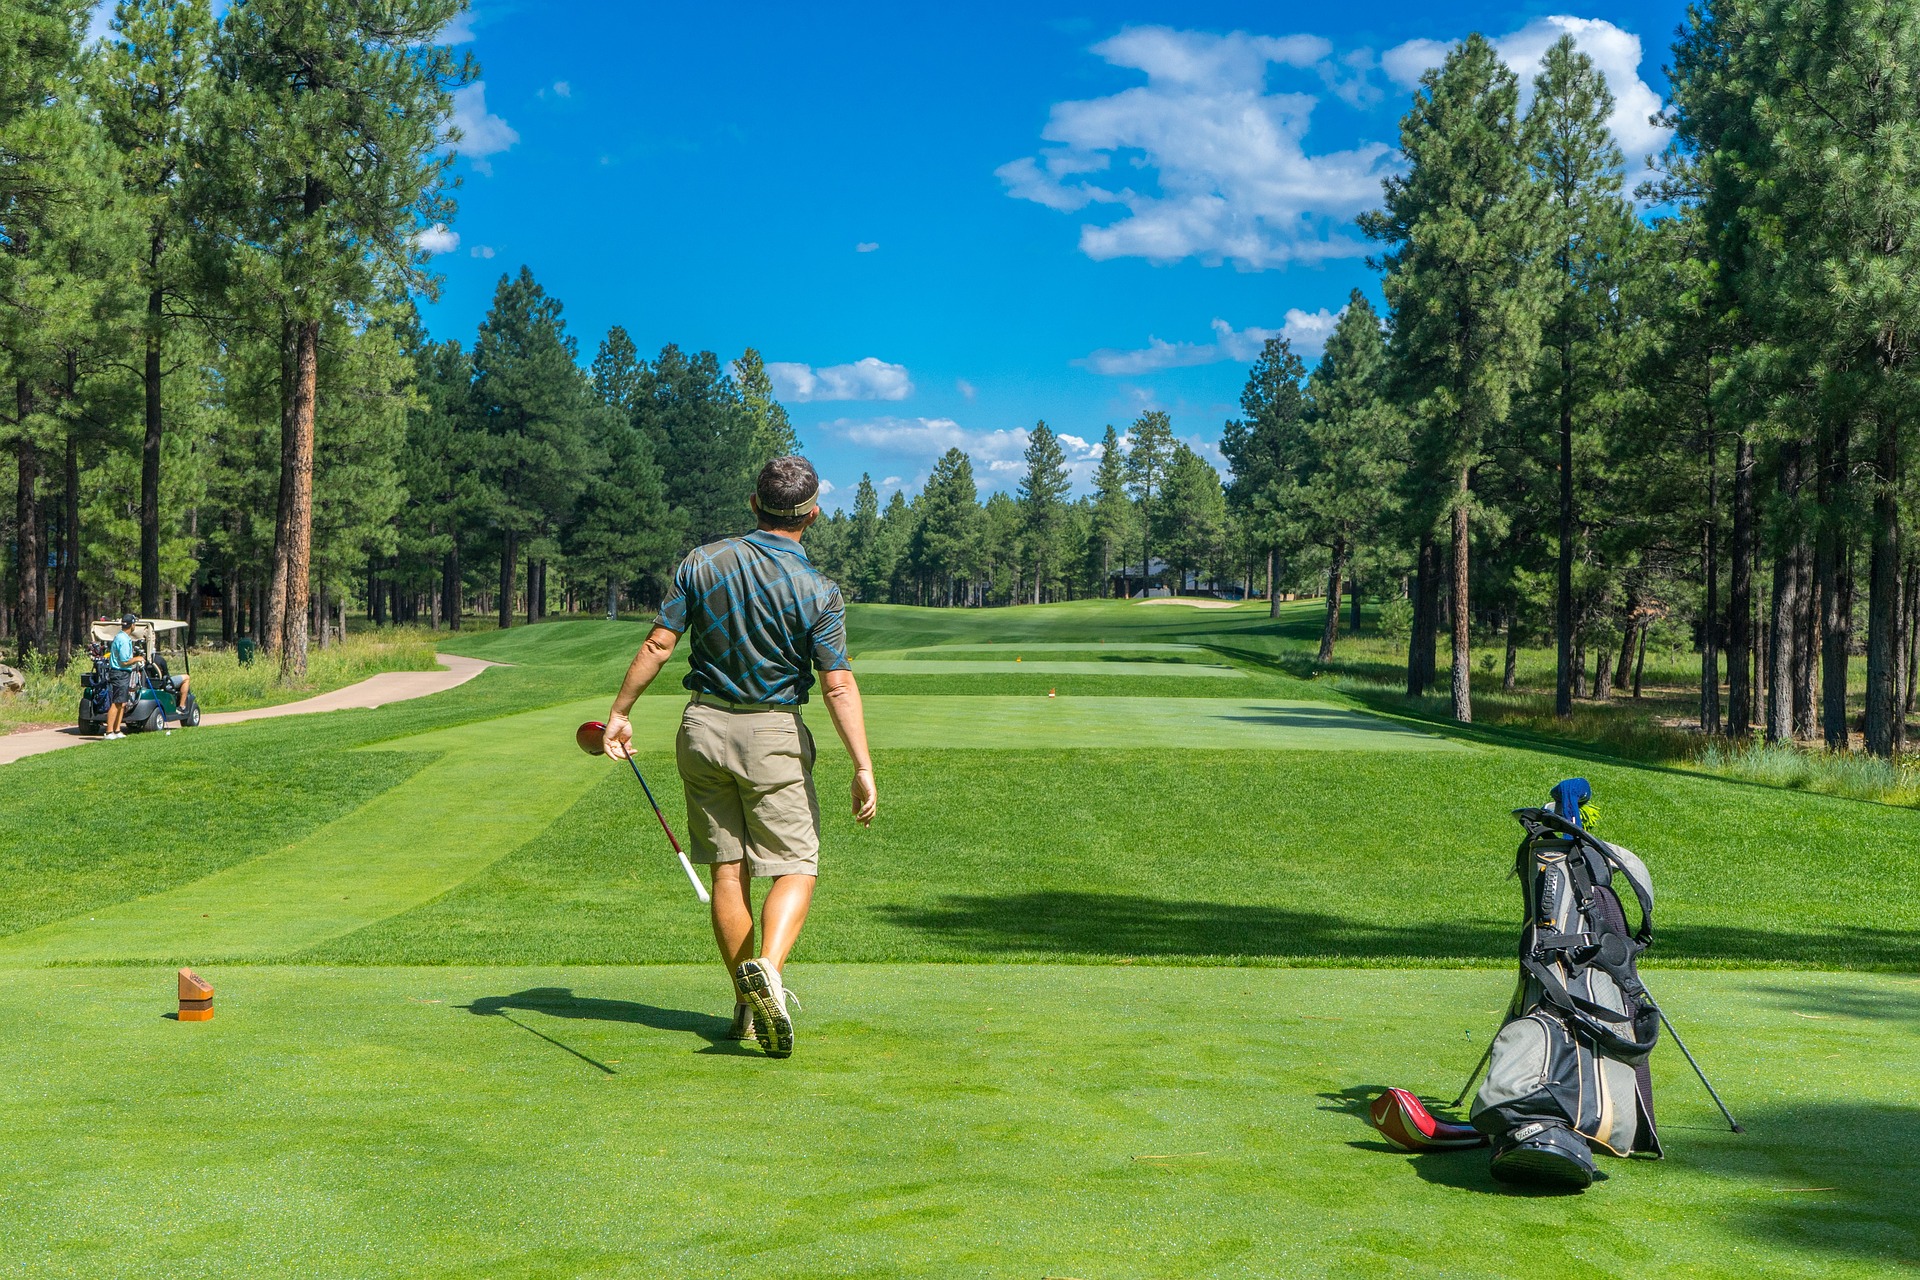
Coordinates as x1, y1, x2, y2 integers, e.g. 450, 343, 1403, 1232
6, 602, 1919, 1275
3, 965, 1914, 1278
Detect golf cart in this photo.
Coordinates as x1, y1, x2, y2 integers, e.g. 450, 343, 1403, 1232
78, 618, 201, 736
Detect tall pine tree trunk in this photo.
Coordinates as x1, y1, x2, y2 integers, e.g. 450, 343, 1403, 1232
1503, 613, 1519, 693
1768, 536, 1797, 744
1865, 415, 1902, 756
444, 542, 461, 630
14, 381, 43, 665
1555, 336, 1575, 719
1727, 434, 1755, 736
1701, 428, 1721, 734
57, 433, 79, 670
1792, 540, 1817, 741
1317, 536, 1346, 663
1409, 532, 1438, 697
264, 320, 296, 657
278, 318, 319, 678
1817, 423, 1850, 747
1267, 546, 1281, 618
1449, 470, 1472, 723
498, 530, 517, 630
140, 276, 165, 618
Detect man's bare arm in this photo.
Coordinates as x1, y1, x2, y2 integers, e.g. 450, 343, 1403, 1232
603, 626, 681, 759
820, 667, 876, 826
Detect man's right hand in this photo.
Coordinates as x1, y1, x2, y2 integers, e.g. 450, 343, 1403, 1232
851, 767, 877, 827
603, 713, 634, 760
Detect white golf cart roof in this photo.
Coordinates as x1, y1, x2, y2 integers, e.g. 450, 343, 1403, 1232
89, 617, 188, 647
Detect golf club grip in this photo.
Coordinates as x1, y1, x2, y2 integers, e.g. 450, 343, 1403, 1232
678, 850, 710, 903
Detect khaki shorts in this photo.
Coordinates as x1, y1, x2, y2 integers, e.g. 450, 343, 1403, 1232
675, 697, 822, 878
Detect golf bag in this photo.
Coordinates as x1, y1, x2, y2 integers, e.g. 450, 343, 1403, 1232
1471, 783, 1662, 1186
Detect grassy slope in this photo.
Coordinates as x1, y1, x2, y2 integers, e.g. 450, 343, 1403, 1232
2, 965, 1914, 1278
6, 605, 1919, 1276
6, 608, 1920, 968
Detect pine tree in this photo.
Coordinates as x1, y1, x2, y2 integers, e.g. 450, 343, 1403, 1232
95, 0, 214, 618
1157, 443, 1228, 595
1302, 293, 1403, 661
1087, 425, 1132, 597
1222, 338, 1311, 616
203, 0, 473, 674
1527, 33, 1631, 719
1671, 0, 1920, 756
1018, 420, 1070, 603
470, 268, 594, 630
1362, 33, 1548, 722
640, 343, 754, 547
846, 473, 882, 601
911, 448, 983, 604
734, 347, 798, 470
1124, 409, 1175, 594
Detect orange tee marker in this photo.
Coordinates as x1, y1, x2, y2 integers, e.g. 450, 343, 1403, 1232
177, 968, 214, 1021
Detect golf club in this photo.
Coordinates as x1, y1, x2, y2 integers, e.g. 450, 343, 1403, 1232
576, 719, 710, 904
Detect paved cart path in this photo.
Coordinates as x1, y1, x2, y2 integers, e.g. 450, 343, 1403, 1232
0, 654, 498, 767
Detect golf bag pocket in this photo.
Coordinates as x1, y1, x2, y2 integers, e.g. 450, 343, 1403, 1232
1472, 1012, 1648, 1157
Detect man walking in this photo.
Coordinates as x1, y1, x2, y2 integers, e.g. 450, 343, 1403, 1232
602, 456, 876, 1059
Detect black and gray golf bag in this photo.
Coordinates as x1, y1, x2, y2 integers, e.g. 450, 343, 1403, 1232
1471, 783, 1662, 1188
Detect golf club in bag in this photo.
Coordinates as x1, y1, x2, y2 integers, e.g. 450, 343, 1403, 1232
576, 720, 710, 904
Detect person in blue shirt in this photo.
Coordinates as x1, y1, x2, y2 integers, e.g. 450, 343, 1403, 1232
103, 613, 142, 739
602, 456, 875, 1059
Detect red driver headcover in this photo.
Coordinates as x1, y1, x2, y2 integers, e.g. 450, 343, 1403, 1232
1368, 1088, 1487, 1151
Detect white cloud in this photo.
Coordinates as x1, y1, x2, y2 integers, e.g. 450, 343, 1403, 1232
956, 378, 977, 401
1382, 18, 1670, 178
998, 25, 1394, 269
552, 80, 572, 98
827, 417, 1116, 495
469, 245, 496, 259
817, 478, 836, 496
415, 223, 460, 255
451, 82, 519, 175
855, 241, 880, 253
766, 357, 912, 403
1007, 19, 1671, 267
438, 9, 477, 43
1080, 308, 1343, 375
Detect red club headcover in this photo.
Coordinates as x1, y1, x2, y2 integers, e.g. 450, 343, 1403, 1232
1368, 1087, 1487, 1152
576, 721, 607, 756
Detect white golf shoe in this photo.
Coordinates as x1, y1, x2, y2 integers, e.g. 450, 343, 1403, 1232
734, 958, 798, 1058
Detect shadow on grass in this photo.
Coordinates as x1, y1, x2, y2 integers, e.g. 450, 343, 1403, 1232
1743, 982, 1920, 1027
1213, 705, 1443, 736
463, 986, 738, 1051
1681, 1103, 1920, 1267
875, 891, 1920, 966
875, 891, 1511, 960
1316, 1084, 1596, 1198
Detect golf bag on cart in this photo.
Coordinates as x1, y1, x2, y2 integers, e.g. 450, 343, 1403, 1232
1470, 779, 1663, 1188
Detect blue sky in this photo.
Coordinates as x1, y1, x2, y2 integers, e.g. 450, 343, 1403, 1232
405, 0, 1685, 511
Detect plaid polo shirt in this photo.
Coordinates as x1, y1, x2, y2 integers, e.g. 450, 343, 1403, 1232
655, 530, 851, 705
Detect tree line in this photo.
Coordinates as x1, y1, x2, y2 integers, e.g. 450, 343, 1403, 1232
7, 2, 1919, 760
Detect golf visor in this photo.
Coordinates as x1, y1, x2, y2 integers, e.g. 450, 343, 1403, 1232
759, 487, 819, 519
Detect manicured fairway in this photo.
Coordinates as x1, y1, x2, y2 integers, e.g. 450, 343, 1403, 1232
852, 659, 1245, 677
3, 965, 1914, 1278
4, 602, 1917, 1276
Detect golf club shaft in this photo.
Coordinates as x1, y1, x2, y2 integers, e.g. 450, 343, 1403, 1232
1652, 1004, 1741, 1132
622, 751, 711, 904
1451, 1035, 1496, 1109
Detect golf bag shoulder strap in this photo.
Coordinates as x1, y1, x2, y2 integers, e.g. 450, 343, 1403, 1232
1513, 808, 1652, 947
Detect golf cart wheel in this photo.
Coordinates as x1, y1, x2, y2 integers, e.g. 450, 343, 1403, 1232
184, 699, 201, 728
